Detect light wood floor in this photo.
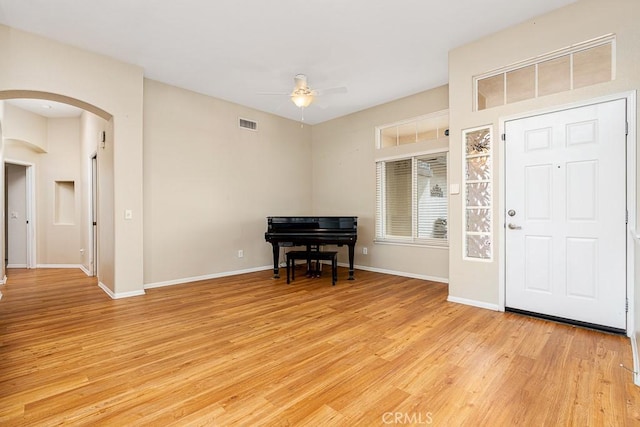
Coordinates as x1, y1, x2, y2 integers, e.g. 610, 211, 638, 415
1, 268, 640, 426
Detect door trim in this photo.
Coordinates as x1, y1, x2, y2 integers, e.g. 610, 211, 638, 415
4, 159, 36, 269
90, 152, 98, 277
497, 91, 636, 336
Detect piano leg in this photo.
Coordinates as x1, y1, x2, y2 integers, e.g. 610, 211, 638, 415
272, 243, 280, 279
348, 243, 355, 280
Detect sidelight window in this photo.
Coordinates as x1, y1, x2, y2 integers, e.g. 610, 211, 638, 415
463, 126, 492, 260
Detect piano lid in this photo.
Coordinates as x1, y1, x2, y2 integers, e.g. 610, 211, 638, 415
267, 216, 357, 231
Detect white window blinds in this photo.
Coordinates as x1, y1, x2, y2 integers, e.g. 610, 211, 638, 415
416, 155, 447, 241
376, 153, 448, 246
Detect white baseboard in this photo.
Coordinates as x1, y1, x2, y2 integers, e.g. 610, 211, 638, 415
7, 264, 27, 268
144, 265, 273, 289
98, 281, 145, 299
146, 263, 448, 290
447, 295, 501, 311
36, 264, 85, 269
631, 332, 640, 386
79, 264, 91, 276
345, 263, 448, 284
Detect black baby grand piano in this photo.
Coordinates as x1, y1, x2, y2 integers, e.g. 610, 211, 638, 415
265, 216, 358, 280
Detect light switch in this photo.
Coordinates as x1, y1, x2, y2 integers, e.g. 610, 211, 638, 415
124, 209, 133, 220
450, 184, 460, 195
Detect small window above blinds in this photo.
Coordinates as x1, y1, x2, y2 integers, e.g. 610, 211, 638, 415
376, 112, 448, 149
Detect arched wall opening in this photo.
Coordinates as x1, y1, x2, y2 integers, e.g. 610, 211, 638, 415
0, 91, 112, 120
0, 90, 115, 295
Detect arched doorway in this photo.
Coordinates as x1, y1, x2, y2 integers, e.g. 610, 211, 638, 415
0, 91, 112, 285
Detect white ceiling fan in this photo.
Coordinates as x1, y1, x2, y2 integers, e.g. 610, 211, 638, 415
260, 74, 347, 118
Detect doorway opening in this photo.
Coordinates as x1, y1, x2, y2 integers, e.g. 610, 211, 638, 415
4, 161, 35, 269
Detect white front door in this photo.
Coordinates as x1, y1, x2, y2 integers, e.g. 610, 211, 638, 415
505, 99, 627, 331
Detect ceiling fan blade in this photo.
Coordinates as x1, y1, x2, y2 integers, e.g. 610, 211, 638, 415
315, 86, 347, 96
257, 91, 290, 96
273, 99, 292, 112
313, 98, 330, 109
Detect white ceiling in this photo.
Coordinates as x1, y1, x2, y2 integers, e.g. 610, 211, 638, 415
0, 0, 576, 124
6, 99, 83, 118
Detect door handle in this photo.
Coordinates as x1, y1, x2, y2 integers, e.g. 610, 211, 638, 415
508, 223, 522, 230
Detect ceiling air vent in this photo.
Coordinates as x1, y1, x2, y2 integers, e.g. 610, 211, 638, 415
239, 118, 258, 131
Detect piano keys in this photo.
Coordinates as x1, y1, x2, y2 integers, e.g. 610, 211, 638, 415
264, 216, 358, 280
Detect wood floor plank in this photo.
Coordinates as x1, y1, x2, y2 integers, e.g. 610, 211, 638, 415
1, 267, 639, 425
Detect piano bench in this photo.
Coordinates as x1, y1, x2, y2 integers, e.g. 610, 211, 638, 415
286, 250, 338, 286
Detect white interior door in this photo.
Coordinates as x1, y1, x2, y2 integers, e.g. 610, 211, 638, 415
505, 99, 627, 331
6, 163, 27, 268
5, 162, 35, 269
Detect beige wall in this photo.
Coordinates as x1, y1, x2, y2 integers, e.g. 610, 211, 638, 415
0, 25, 143, 296
3, 103, 47, 152
448, 0, 640, 309
143, 79, 312, 285
38, 118, 81, 264
311, 86, 449, 281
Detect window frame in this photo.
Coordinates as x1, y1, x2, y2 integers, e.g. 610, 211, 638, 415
375, 110, 449, 150
473, 34, 615, 111
375, 149, 449, 248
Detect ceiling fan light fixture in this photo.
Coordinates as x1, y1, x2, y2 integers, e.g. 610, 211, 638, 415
291, 92, 313, 108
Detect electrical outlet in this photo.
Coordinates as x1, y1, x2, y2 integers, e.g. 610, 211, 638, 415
362, 247, 368, 255
237, 249, 244, 258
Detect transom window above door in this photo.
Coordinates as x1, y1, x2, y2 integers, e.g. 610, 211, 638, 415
474, 34, 615, 111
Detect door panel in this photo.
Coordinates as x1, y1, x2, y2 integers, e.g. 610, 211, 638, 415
524, 236, 552, 293
505, 99, 626, 330
6, 164, 27, 267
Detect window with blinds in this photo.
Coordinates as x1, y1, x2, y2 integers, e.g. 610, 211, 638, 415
376, 153, 448, 246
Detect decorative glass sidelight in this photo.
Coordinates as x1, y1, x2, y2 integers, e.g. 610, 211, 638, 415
464, 126, 492, 260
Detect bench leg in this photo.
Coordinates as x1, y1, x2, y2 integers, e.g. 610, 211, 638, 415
332, 256, 337, 285
286, 256, 291, 284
